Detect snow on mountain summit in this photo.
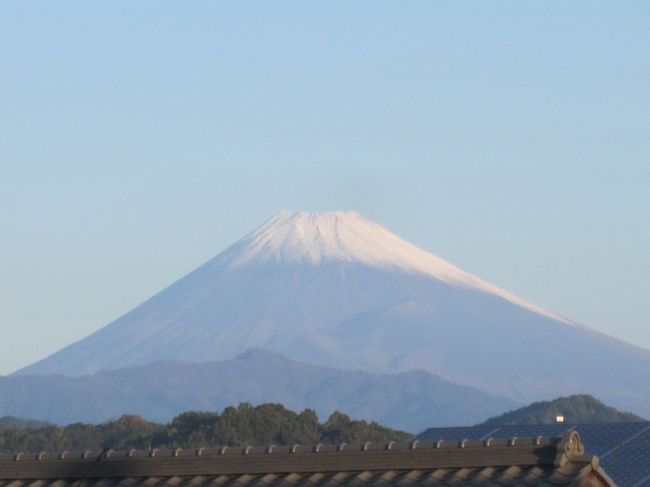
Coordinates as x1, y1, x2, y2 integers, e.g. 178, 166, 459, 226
226, 210, 569, 323
228, 210, 460, 271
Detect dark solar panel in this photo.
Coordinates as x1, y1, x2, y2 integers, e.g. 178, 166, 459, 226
578, 423, 650, 457
605, 448, 650, 487
417, 424, 572, 442
489, 424, 572, 439
633, 474, 650, 487
416, 422, 650, 487
597, 428, 650, 487
629, 426, 650, 446
416, 426, 498, 441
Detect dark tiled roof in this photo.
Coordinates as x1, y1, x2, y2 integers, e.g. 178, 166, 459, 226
417, 422, 650, 487
0, 432, 615, 487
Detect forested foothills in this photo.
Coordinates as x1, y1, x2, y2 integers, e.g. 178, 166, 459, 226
0, 403, 411, 453
479, 395, 645, 426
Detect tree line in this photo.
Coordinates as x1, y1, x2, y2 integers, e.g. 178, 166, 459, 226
0, 403, 412, 453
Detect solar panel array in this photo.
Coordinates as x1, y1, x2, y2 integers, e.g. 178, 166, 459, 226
416, 422, 650, 487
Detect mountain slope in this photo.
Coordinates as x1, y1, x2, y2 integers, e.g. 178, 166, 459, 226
479, 394, 645, 426
0, 349, 516, 431
16, 211, 650, 417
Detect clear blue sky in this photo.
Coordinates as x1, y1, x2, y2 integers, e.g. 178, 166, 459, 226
1, 1, 648, 375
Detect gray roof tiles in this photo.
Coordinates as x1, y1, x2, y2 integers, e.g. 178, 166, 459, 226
417, 422, 650, 487
0, 433, 614, 487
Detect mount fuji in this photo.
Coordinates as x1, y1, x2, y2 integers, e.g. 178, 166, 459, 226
16, 211, 650, 418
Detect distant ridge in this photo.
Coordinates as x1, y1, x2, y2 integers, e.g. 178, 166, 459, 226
0, 349, 516, 431
479, 394, 645, 426
15, 211, 650, 419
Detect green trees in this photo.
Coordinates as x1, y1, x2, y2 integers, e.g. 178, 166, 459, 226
0, 403, 411, 453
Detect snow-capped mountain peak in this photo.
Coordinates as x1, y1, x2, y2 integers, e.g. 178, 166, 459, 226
226, 210, 569, 323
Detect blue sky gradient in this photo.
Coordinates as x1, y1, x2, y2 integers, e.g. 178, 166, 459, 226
1, 1, 649, 374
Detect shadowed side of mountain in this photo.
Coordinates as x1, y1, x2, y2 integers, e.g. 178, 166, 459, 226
0, 349, 517, 432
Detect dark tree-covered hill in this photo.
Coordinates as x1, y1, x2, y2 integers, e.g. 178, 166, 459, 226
479, 394, 645, 426
0, 402, 411, 454
0, 416, 53, 430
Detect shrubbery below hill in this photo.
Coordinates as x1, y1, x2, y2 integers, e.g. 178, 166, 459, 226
0, 403, 411, 453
